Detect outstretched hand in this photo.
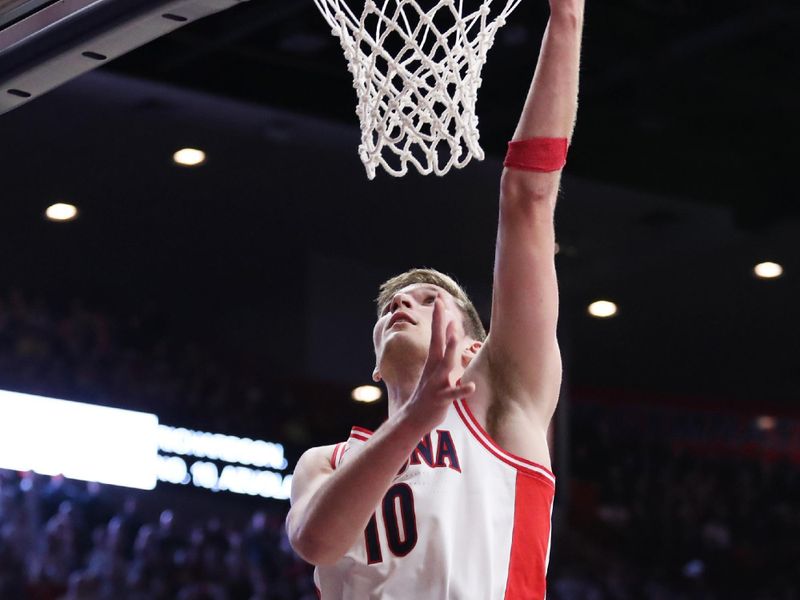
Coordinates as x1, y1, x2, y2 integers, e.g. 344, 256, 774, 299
403, 297, 476, 434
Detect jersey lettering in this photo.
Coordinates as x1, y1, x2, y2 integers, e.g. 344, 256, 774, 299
409, 433, 436, 466
434, 429, 461, 472
406, 430, 460, 472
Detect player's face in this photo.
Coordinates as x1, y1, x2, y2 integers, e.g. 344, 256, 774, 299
372, 284, 467, 365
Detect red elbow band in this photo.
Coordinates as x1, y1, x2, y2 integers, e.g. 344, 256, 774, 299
503, 138, 569, 172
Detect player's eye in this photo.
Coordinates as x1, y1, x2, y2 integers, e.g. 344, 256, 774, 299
424, 295, 436, 304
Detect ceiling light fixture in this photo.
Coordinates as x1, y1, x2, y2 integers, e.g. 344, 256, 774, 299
173, 148, 206, 166
588, 300, 617, 318
753, 262, 783, 279
351, 385, 382, 403
45, 203, 78, 222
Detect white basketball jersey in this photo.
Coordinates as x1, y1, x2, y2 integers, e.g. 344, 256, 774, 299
314, 398, 556, 600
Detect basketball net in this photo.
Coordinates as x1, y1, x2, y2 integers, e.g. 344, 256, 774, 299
314, 0, 522, 179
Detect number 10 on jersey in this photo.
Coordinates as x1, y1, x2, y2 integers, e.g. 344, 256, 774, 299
364, 483, 418, 563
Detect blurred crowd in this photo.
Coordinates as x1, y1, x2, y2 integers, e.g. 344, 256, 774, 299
0, 472, 314, 600
548, 403, 800, 600
1, 288, 799, 599
0, 289, 292, 440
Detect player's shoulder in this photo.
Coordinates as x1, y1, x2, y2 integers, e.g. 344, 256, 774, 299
290, 444, 339, 507
296, 444, 339, 474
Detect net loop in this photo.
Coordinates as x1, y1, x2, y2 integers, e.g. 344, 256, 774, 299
315, 0, 522, 179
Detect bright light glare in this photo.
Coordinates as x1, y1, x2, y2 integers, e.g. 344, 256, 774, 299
0, 389, 159, 489
45, 203, 78, 221
754, 262, 783, 279
352, 385, 383, 403
588, 300, 618, 318
173, 148, 206, 166
756, 416, 777, 431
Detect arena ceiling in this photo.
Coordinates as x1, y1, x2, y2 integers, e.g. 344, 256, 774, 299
0, 0, 797, 412
104, 0, 799, 227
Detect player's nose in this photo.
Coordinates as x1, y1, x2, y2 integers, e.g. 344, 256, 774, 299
389, 292, 413, 313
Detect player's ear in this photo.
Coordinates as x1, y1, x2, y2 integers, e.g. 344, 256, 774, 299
461, 341, 482, 367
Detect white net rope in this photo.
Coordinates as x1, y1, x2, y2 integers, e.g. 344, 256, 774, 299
314, 0, 522, 179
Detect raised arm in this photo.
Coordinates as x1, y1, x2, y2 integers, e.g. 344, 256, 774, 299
483, 0, 584, 429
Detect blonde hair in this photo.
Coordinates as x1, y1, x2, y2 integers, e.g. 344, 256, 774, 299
376, 268, 486, 341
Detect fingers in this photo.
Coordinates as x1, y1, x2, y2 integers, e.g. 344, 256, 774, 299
425, 297, 465, 397
442, 380, 476, 401
442, 320, 459, 372
426, 297, 446, 366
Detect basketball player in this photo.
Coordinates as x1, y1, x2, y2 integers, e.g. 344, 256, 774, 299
287, 0, 584, 597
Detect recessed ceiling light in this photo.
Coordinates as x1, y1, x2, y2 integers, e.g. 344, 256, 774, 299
588, 300, 617, 318
45, 203, 78, 222
753, 262, 783, 279
173, 148, 206, 166
351, 385, 382, 403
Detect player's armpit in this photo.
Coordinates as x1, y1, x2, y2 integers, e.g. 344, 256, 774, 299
480, 333, 562, 434
286, 444, 336, 562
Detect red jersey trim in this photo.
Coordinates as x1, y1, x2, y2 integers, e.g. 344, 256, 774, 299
503, 472, 552, 599
349, 426, 373, 443
454, 398, 556, 486
329, 442, 345, 470
350, 426, 374, 439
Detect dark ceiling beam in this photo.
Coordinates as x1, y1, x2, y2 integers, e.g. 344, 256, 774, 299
157, 1, 312, 72
585, 5, 799, 97
0, 0, 250, 115
226, 44, 350, 80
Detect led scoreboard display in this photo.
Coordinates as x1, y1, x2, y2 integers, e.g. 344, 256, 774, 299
156, 425, 292, 500
0, 389, 293, 500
